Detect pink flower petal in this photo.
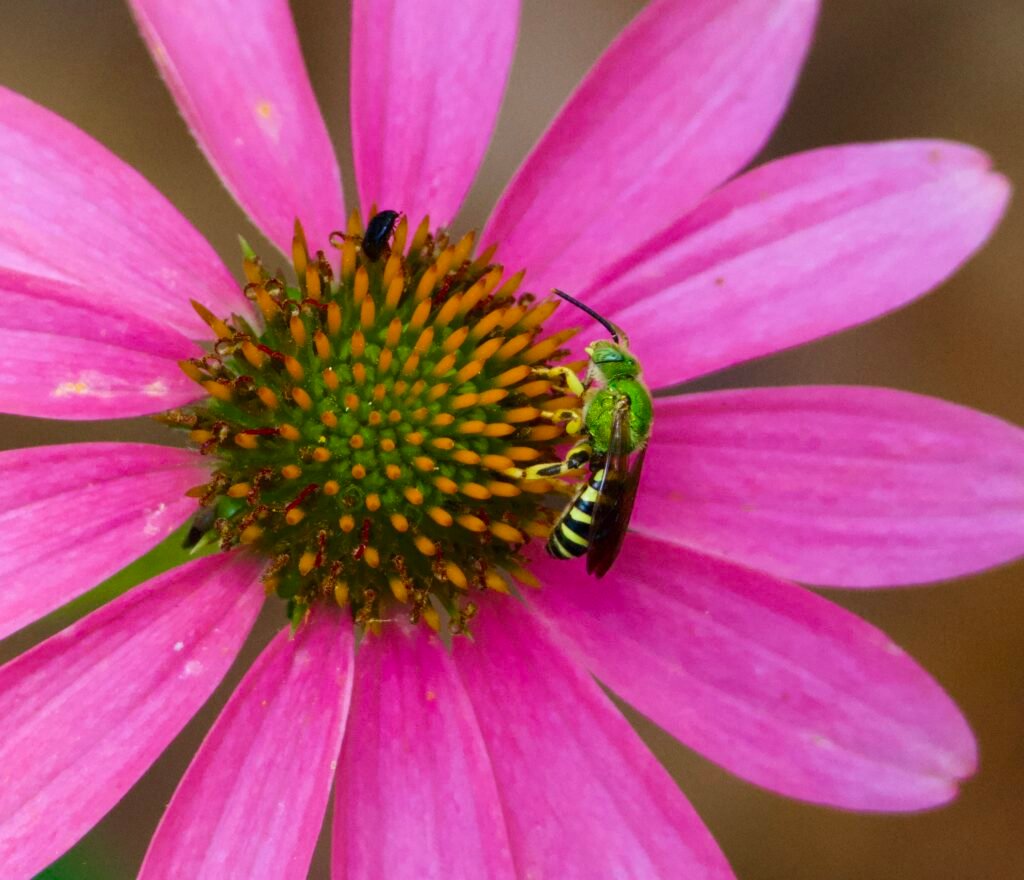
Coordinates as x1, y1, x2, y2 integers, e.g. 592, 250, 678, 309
0, 443, 206, 641
484, 0, 817, 296
0, 269, 200, 419
583, 141, 1010, 387
350, 0, 519, 225
0, 87, 243, 338
141, 610, 353, 879
128, 0, 345, 254
636, 386, 1024, 587
533, 535, 977, 811
333, 625, 515, 879
0, 553, 263, 879
454, 600, 733, 879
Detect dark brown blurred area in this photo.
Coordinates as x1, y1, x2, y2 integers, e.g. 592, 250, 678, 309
1, 1, 1022, 878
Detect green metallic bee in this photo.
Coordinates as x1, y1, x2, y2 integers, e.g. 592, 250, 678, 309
514, 289, 653, 577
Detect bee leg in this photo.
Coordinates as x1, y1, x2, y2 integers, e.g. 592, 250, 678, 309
537, 407, 584, 435
506, 439, 592, 480
532, 366, 586, 397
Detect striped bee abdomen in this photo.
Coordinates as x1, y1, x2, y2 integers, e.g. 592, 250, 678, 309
546, 466, 606, 559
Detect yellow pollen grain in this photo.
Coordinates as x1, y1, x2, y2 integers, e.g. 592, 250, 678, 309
427, 383, 449, 401
323, 368, 340, 391
506, 406, 541, 423
321, 411, 338, 428
494, 365, 532, 387
339, 514, 355, 533
383, 253, 401, 286
360, 296, 376, 330
282, 464, 302, 479
433, 247, 454, 278
519, 478, 553, 494
453, 230, 475, 265
342, 239, 357, 279
435, 295, 462, 327
510, 566, 541, 589
524, 520, 551, 538
445, 560, 469, 590
481, 454, 514, 471
485, 570, 510, 593
442, 326, 470, 353
343, 392, 360, 410
457, 279, 486, 315
254, 286, 277, 321
505, 446, 541, 462
353, 266, 369, 306
410, 298, 432, 330
422, 607, 441, 632
389, 576, 409, 602
528, 424, 564, 442
191, 300, 232, 339
458, 420, 484, 435
401, 353, 421, 376
256, 387, 279, 409
313, 447, 331, 462
519, 300, 559, 330
305, 265, 322, 300
385, 464, 402, 480
394, 380, 408, 396
542, 395, 580, 412
370, 383, 386, 402
389, 410, 403, 424
469, 310, 504, 341
378, 347, 394, 373
364, 547, 381, 569
188, 429, 213, 444
241, 341, 265, 368
390, 512, 409, 532
414, 328, 435, 354
496, 334, 531, 360
432, 413, 455, 427
334, 581, 350, 606
457, 514, 487, 533
366, 493, 381, 512
452, 449, 481, 466
411, 407, 429, 422
284, 356, 304, 381
203, 380, 232, 402
286, 508, 306, 525
524, 334, 573, 363
298, 551, 317, 576
488, 481, 522, 499
347, 208, 363, 236
314, 331, 330, 359
368, 411, 383, 427
451, 392, 479, 410
471, 337, 505, 362
414, 267, 438, 303
479, 388, 509, 405
461, 482, 491, 500
291, 387, 313, 410
407, 379, 426, 400
393, 214, 410, 254
431, 437, 455, 451
498, 306, 526, 330
178, 359, 203, 382
234, 432, 258, 449
428, 507, 453, 527
351, 329, 366, 359
410, 215, 430, 251
327, 303, 342, 335
385, 275, 404, 310
240, 525, 263, 544
453, 360, 484, 384
413, 455, 435, 471
279, 424, 301, 441
349, 434, 365, 450
413, 534, 437, 557
381, 438, 397, 453
496, 269, 525, 300
351, 464, 366, 480
482, 422, 515, 438
243, 258, 263, 285
385, 318, 403, 348
227, 482, 251, 499
434, 476, 458, 494
292, 221, 309, 278
353, 363, 367, 384
404, 486, 424, 506
289, 315, 307, 347
323, 480, 340, 495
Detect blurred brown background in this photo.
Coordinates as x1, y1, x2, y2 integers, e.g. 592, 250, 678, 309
1, 1, 1022, 878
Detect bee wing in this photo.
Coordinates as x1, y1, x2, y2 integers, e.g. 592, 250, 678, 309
586, 394, 643, 578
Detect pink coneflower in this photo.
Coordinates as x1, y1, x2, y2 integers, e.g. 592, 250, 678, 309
0, 0, 1021, 877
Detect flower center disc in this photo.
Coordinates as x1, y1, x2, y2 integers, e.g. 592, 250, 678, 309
169, 213, 582, 633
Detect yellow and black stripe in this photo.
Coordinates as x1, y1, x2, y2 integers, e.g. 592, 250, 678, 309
547, 465, 607, 559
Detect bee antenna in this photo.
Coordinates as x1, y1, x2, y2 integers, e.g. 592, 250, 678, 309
550, 289, 620, 343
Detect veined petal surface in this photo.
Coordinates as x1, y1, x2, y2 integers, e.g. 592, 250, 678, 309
0, 553, 263, 880
485, 0, 817, 296
141, 610, 353, 880
351, 0, 519, 225
0, 443, 205, 641
534, 535, 976, 811
129, 0, 345, 254
333, 625, 514, 879
0, 87, 242, 337
455, 601, 734, 879
637, 386, 1024, 586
